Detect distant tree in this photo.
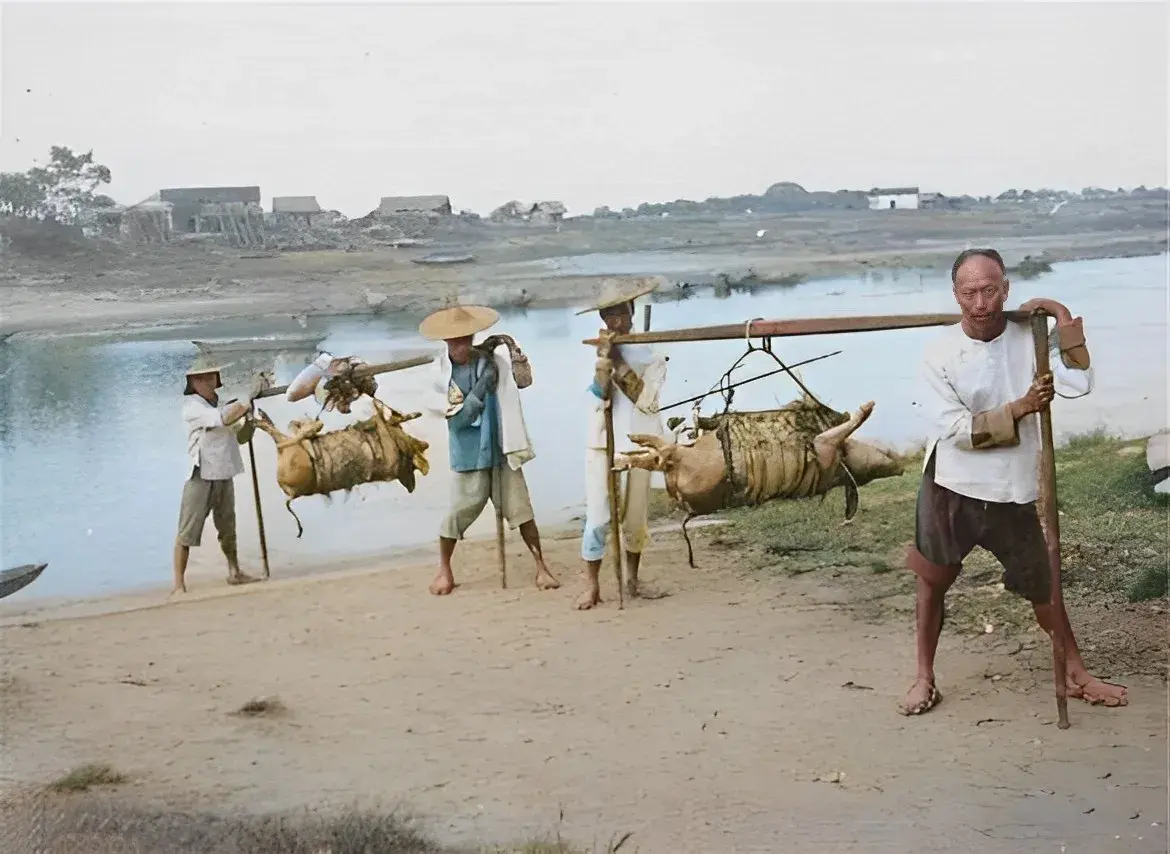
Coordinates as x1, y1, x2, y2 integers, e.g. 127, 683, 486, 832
0, 146, 112, 224
0, 171, 46, 216
28, 146, 112, 223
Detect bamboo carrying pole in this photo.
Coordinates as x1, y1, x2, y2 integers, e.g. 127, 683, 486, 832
1030, 310, 1071, 730
253, 354, 435, 399
583, 311, 1031, 347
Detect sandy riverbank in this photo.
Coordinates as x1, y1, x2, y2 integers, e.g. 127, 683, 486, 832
1, 520, 1166, 853
2, 203, 1166, 339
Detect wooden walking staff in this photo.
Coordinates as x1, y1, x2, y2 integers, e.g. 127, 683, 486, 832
246, 435, 271, 579
1030, 309, 1071, 729
602, 355, 625, 610
494, 467, 507, 589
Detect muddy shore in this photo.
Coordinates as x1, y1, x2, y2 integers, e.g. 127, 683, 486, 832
2, 201, 1166, 339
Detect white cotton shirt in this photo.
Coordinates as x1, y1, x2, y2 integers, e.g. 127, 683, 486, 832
182, 394, 245, 480
917, 319, 1093, 504
587, 343, 668, 454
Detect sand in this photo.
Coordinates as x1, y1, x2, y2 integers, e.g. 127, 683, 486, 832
1, 528, 1165, 853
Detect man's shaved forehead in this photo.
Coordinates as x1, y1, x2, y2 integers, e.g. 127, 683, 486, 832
951, 248, 1006, 283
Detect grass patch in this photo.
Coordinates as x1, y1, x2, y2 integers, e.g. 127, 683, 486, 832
47, 763, 127, 794
711, 433, 1167, 607
1, 797, 628, 853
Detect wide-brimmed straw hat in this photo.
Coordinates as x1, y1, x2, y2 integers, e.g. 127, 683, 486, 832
418, 304, 500, 341
183, 351, 231, 394
574, 276, 664, 315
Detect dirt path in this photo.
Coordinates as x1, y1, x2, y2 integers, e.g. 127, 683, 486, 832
1, 530, 1165, 853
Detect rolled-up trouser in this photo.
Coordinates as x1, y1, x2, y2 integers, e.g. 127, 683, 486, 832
582, 448, 652, 562
440, 465, 535, 540
176, 466, 237, 551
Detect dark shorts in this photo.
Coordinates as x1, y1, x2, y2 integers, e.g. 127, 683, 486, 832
915, 454, 1052, 605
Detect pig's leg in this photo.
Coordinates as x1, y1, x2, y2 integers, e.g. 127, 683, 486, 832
813, 401, 875, 470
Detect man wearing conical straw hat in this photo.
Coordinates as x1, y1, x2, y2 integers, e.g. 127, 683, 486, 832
173, 354, 268, 594
577, 276, 669, 609
419, 302, 560, 595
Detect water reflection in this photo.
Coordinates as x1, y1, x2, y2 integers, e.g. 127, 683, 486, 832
1, 254, 1165, 601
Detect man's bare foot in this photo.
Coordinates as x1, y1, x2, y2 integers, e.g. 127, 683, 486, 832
169, 587, 187, 598
226, 572, 258, 586
626, 580, 669, 600
429, 572, 456, 596
575, 586, 601, 610
535, 568, 561, 590
898, 677, 942, 716
1068, 674, 1128, 707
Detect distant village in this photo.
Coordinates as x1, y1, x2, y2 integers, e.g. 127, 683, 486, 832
81, 181, 1167, 252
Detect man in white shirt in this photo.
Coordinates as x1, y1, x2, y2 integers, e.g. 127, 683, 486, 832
901, 248, 1128, 715
578, 278, 669, 610
174, 355, 267, 594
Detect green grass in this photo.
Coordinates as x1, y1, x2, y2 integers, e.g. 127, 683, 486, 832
8, 796, 630, 853
706, 433, 1167, 608
46, 763, 128, 794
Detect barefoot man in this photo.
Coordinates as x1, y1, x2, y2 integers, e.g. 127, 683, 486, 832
419, 303, 559, 595
901, 248, 1128, 715
577, 277, 669, 609
174, 354, 266, 594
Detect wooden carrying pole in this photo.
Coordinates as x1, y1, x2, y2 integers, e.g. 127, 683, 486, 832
1030, 310, 1071, 729
583, 311, 1031, 347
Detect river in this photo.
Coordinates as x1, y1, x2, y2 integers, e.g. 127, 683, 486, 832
1, 254, 1165, 602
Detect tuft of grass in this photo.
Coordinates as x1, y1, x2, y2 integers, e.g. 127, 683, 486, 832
233, 695, 287, 717
47, 764, 128, 794
238, 806, 437, 853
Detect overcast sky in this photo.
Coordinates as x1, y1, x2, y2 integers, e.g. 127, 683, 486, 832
1, 1, 1165, 215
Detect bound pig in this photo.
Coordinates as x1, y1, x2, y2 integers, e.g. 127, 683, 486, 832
614, 397, 905, 564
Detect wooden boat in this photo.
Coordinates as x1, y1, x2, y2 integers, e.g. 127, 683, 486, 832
193, 335, 322, 355
412, 252, 477, 266
0, 563, 47, 600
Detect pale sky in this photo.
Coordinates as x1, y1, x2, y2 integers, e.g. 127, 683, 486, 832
1, 1, 1166, 216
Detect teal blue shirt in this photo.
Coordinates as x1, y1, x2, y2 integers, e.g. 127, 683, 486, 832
447, 358, 502, 472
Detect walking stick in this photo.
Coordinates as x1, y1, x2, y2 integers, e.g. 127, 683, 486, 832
246, 435, 271, 579
604, 386, 625, 609
1030, 310, 1071, 729
494, 465, 507, 589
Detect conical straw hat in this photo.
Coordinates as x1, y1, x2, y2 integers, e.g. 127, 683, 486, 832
419, 304, 500, 341
575, 276, 664, 315
183, 350, 230, 394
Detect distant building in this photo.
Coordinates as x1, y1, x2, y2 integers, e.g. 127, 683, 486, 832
272, 196, 322, 215
159, 186, 262, 232
867, 186, 920, 210
378, 195, 452, 216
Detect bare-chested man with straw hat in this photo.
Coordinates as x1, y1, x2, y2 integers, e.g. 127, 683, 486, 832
419, 302, 559, 596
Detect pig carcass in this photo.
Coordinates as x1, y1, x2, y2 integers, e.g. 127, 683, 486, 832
254, 399, 430, 537
614, 396, 904, 565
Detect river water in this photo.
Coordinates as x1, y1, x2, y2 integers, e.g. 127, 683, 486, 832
1, 254, 1166, 601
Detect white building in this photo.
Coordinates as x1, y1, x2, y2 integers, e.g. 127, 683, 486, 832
867, 186, 920, 210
